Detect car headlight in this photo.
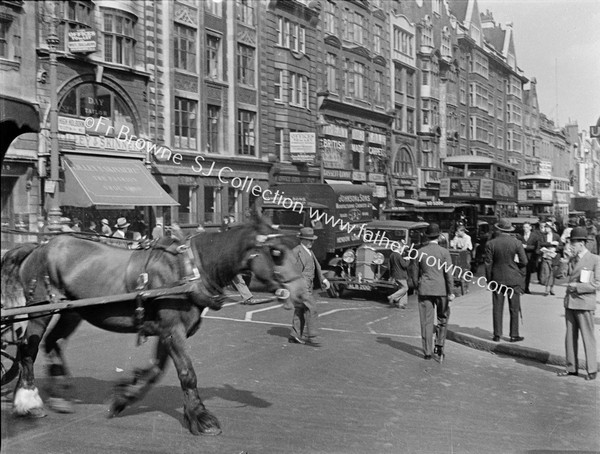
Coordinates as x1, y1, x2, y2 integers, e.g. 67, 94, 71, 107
342, 250, 355, 263
372, 252, 385, 265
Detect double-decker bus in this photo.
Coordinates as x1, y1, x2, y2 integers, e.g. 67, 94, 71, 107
518, 175, 570, 219
439, 156, 519, 218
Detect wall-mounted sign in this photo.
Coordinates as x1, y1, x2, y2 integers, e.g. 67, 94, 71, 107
368, 173, 385, 183
323, 168, 352, 180
58, 116, 86, 134
68, 29, 97, 53
352, 171, 366, 181
480, 178, 494, 199
290, 132, 316, 164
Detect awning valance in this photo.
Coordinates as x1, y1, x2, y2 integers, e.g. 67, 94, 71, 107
61, 154, 178, 207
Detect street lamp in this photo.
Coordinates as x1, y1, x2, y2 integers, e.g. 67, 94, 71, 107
45, 1, 62, 231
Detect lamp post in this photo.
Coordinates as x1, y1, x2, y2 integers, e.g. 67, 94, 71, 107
45, 2, 62, 231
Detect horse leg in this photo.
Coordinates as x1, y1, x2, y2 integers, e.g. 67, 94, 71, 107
43, 311, 83, 414
13, 315, 53, 418
109, 337, 170, 418
163, 326, 221, 436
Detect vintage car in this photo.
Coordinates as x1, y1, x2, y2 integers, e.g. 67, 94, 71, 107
325, 220, 429, 298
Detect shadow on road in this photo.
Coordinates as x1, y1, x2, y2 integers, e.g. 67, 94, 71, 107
375, 336, 422, 358
447, 323, 493, 340
266, 326, 289, 339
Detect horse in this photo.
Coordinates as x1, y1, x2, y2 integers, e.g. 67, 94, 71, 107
1, 215, 306, 435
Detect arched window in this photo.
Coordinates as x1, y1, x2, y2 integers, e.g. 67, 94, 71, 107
395, 148, 414, 176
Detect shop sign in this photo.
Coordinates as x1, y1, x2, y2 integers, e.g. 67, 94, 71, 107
373, 185, 387, 198
320, 136, 346, 169
80, 95, 110, 118
398, 178, 414, 186
58, 116, 86, 134
368, 146, 384, 156
395, 189, 405, 198
58, 132, 140, 153
322, 124, 348, 138
368, 173, 385, 183
539, 160, 552, 177
275, 174, 320, 183
323, 168, 352, 180
351, 129, 365, 141
352, 171, 366, 181
439, 178, 450, 198
67, 29, 97, 53
369, 132, 386, 145
290, 132, 316, 164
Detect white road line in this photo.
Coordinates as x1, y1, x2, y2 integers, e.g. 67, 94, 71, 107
366, 316, 391, 334
202, 314, 289, 326
319, 307, 372, 317
244, 304, 283, 321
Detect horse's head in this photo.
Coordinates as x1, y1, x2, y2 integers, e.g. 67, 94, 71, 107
240, 213, 305, 308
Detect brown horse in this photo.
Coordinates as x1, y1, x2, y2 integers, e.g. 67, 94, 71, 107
1, 216, 305, 435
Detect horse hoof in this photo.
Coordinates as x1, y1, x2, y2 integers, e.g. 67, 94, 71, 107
201, 427, 222, 436
48, 397, 75, 414
14, 407, 47, 418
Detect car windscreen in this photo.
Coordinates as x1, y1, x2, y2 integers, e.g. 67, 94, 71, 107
365, 229, 407, 243
263, 208, 304, 227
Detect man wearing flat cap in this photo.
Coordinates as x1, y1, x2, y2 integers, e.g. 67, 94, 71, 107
485, 218, 528, 343
558, 227, 599, 381
289, 227, 330, 345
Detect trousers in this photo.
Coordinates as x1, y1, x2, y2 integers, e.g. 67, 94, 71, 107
418, 295, 450, 356
565, 308, 597, 374
492, 289, 521, 338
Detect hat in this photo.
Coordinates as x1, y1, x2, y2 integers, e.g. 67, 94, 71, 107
494, 218, 515, 232
544, 221, 555, 231
101, 219, 109, 226
298, 227, 318, 240
115, 217, 130, 229
567, 219, 578, 227
570, 227, 588, 241
425, 223, 442, 238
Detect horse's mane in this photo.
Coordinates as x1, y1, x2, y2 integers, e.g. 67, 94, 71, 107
1, 242, 39, 309
190, 224, 258, 288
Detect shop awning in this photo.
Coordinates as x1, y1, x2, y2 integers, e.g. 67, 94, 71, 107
61, 154, 178, 207
0, 95, 40, 161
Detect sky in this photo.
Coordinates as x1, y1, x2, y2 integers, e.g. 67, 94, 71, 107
475, 0, 600, 130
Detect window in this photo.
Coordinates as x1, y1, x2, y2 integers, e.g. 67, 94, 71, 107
174, 98, 197, 149
205, 0, 222, 17
394, 107, 403, 131
103, 9, 136, 66
237, 0, 255, 26
204, 186, 221, 224
57, 1, 93, 53
207, 105, 220, 153
237, 44, 255, 86
237, 110, 256, 155
353, 12, 365, 45
433, 0, 442, 15
373, 24, 382, 53
59, 82, 136, 136
441, 28, 451, 58
322, 0, 336, 34
343, 58, 351, 96
174, 24, 196, 72
407, 108, 415, 133
274, 69, 283, 101
509, 76, 522, 100
459, 78, 467, 104
326, 53, 337, 93
471, 83, 488, 110
422, 99, 430, 125
422, 60, 430, 86
421, 142, 435, 168
393, 27, 413, 56
398, 148, 414, 176
289, 72, 309, 108
509, 131, 522, 152
460, 114, 466, 138
508, 103, 522, 124
394, 64, 404, 95
277, 17, 306, 53
228, 187, 239, 218
354, 62, 365, 99
178, 185, 195, 224
343, 8, 365, 44
0, 18, 12, 59
206, 34, 222, 79
406, 70, 415, 97
472, 51, 489, 78
275, 127, 285, 161
496, 98, 503, 120
374, 70, 383, 105
421, 24, 433, 48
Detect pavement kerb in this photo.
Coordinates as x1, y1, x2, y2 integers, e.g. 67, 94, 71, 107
446, 329, 571, 368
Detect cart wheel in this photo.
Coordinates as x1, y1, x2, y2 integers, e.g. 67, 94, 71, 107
1, 343, 20, 387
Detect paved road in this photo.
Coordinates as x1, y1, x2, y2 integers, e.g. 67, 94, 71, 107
1, 292, 598, 454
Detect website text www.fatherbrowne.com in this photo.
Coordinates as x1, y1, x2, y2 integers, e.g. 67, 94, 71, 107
87, 116, 514, 298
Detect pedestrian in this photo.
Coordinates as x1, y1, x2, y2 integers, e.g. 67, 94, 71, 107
86, 220, 99, 235
538, 221, 561, 296
112, 217, 130, 239
289, 227, 330, 346
101, 218, 112, 237
221, 215, 256, 305
387, 240, 410, 309
152, 221, 164, 241
484, 218, 528, 343
558, 227, 598, 381
416, 223, 455, 361
521, 221, 541, 294
450, 225, 473, 270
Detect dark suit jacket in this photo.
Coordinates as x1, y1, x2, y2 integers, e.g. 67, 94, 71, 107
564, 250, 600, 311
484, 233, 528, 287
417, 241, 454, 297
522, 230, 542, 260
389, 251, 409, 281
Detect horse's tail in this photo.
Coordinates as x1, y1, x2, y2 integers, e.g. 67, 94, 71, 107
1, 243, 38, 309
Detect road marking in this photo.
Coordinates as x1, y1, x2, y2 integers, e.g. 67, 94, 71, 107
366, 316, 391, 334
202, 315, 289, 326
319, 307, 372, 317
244, 304, 283, 321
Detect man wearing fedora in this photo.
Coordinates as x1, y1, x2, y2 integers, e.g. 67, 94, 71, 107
416, 223, 455, 361
558, 227, 599, 380
112, 217, 130, 239
289, 227, 330, 345
484, 218, 528, 343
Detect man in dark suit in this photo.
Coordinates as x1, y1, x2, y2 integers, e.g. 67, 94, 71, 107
558, 227, 598, 380
416, 223, 455, 361
521, 221, 541, 293
485, 218, 528, 342
289, 227, 330, 346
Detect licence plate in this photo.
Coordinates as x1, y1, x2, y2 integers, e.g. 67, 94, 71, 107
347, 283, 372, 291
